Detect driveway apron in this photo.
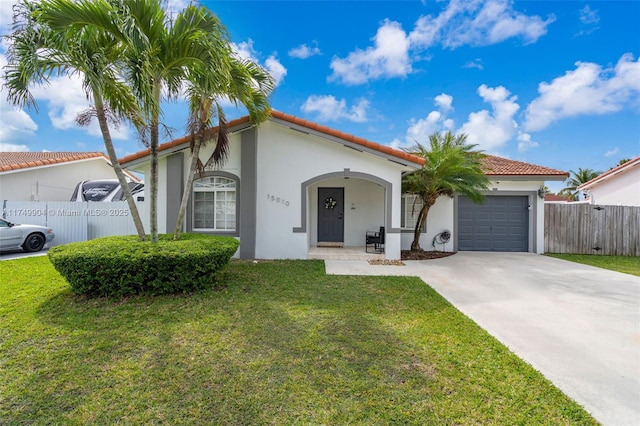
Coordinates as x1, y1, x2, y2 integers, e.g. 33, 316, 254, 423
325, 252, 640, 426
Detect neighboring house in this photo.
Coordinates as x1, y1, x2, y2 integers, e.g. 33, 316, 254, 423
0, 152, 140, 202
577, 157, 640, 206
119, 111, 568, 259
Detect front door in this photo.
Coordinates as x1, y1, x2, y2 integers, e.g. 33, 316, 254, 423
318, 187, 344, 244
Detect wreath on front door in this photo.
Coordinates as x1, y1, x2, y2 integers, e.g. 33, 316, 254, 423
324, 197, 337, 209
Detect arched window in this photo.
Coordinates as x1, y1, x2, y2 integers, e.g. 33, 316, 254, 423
192, 176, 236, 231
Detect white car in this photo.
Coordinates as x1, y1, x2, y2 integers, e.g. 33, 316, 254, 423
0, 218, 55, 252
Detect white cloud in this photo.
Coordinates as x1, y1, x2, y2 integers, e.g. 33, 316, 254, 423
0, 53, 39, 146
329, 19, 412, 85
434, 93, 454, 111
524, 53, 640, 131
0, 1, 17, 51
265, 55, 287, 86
232, 40, 287, 86
604, 147, 619, 157
516, 132, 539, 152
406, 111, 443, 145
0, 142, 30, 152
0, 104, 38, 144
163, 0, 190, 15
389, 137, 404, 149
401, 93, 455, 147
301, 95, 369, 123
443, 118, 455, 130
576, 5, 600, 36
459, 84, 519, 151
463, 58, 484, 70
29, 74, 130, 140
331, 1, 552, 85
289, 42, 321, 59
232, 40, 256, 62
580, 5, 600, 25
409, 0, 555, 49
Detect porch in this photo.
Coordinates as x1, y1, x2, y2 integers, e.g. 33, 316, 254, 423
307, 246, 385, 261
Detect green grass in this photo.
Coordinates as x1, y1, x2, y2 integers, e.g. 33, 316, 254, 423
546, 253, 640, 277
1, 257, 596, 425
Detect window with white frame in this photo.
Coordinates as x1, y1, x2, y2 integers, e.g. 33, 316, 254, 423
401, 193, 424, 229
192, 176, 236, 231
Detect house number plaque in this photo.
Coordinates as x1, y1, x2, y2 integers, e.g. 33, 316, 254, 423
267, 194, 290, 207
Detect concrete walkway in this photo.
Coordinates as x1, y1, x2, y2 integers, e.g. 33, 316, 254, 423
325, 252, 640, 426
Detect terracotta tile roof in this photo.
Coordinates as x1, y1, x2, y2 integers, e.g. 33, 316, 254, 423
0, 151, 108, 172
481, 155, 569, 177
117, 111, 567, 178
544, 193, 570, 202
577, 156, 640, 190
118, 111, 425, 166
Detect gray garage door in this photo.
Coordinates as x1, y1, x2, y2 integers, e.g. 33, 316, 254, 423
458, 195, 529, 252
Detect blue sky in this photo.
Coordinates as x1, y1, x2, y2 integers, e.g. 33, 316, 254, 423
1, 0, 639, 193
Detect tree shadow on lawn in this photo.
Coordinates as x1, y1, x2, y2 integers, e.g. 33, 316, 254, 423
14, 260, 595, 424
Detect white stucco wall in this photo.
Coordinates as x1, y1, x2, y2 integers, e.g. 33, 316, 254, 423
254, 121, 411, 259
588, 167, 640, 206
401, 196, 455, 252
192, 134, 243, 178
0, 158, 120, 201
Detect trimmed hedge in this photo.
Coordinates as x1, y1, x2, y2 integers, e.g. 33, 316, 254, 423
48, 233, 239, 297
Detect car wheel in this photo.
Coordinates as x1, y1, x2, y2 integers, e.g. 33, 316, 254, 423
23, 233, 45, 252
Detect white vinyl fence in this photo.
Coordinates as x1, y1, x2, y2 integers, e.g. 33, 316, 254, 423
2, 200, 150, 246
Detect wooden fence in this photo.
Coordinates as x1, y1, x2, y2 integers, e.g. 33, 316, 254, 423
545, 203, 640, 256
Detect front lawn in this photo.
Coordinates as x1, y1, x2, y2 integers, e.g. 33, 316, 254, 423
546, 253, 640, 277
1, 257, 596, 424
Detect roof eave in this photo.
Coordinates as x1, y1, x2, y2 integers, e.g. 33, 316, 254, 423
119, 119, 253, 167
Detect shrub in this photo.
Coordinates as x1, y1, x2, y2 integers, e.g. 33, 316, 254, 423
48, 233, 239, 297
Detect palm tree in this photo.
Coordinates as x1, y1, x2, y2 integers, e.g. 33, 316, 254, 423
403, 131, 490, 251
4, 0, 147, 240
172, 58, 274, 240
39, 0, 247, 243
560, 168, 600, 200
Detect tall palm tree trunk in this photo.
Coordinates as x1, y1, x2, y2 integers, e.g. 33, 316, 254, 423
411, 195, 439, 251
94, 93, 146, 240
411, 204, 432, 251
173, 139, 203, 240
149, 83, 161, 243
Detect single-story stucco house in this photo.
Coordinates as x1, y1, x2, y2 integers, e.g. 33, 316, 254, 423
119, 111, 568, 259
577, 156, 640, 206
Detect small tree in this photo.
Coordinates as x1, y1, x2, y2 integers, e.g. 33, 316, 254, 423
404, 131, 490, 251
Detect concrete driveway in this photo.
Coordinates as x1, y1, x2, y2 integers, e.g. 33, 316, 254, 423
325, 252, 640, 426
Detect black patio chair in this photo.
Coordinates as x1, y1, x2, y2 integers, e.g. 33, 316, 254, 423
365, 226, 385, 253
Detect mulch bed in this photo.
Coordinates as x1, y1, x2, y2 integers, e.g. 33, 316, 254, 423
368, 251, 456, 265
401, 250, 457, 261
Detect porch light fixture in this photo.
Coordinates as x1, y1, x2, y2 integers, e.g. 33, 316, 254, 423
343, 168, 350, 179
537, 186, 546, 199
